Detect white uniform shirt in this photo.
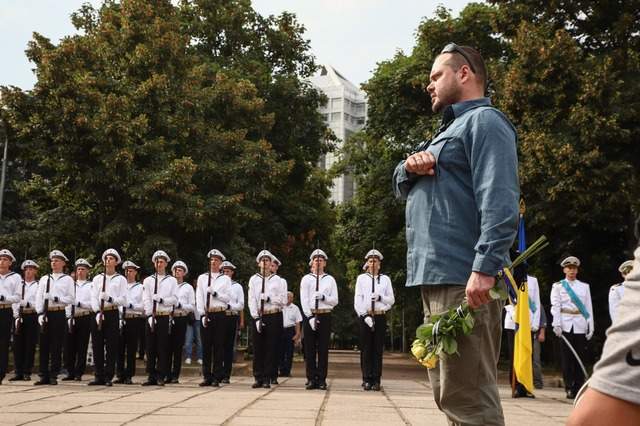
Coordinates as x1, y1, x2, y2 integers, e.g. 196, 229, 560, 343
12, 279, 38, 318
36, 273, 75, 314
123, 282, 144, 316
0, 271, 21, 305
504, 275, 541, 332
175, 282, 195, 315
248, 274, 287, 319
228, 281, 245, 314
608, 283, 624, 323
354, 273, 395, 317
299, 273, 339, 317
282, 303, 303, 328
91, 273, 127, 312
196, 272, 232, 316
143, 274, 178, 316
66, 280, 93, 318
550, 278, 594, 334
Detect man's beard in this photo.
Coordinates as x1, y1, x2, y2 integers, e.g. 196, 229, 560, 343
431, 84, 462, 113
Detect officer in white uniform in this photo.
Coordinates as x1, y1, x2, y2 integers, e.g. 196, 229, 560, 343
221, 261, 244, 384
0, 249, 21, 385
35, 250, 75, 385
609, 260, 633, 322
354, 249, 394, 391
10, 259, 40, 381
89, 249, 126, 386
248, 250, 286, 388
142, 250, 178, 386
300, 249, 339, 390
115, 260, 144, 384
503, 274, 541, 397
279, 291, 302, 377
550, 256, 594, 399
167, 260, 194, 383
196, 249, 231, 387
62, 258, 93, 381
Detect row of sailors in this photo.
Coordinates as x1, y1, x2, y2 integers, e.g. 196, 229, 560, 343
0, 247, 394, 391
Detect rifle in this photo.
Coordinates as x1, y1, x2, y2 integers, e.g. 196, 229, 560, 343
314, 251, 320, 331
16, 278, 25, 335
69, 265, 77, 334
370, 266, 376, 331
42, 274, 51, 332
98, 264, 106, 331
204, 267, 211, 328
259, 258, 266, 330
151, 260, 158, 333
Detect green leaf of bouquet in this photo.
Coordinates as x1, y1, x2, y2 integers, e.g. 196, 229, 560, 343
416, 323, 434, 340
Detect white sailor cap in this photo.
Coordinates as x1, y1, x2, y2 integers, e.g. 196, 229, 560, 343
49, 250, 69, 261
0, 249, 16, 262
256, 250, 276, 263
220, 261, 236, 270
309, 249, 328, 261
122, 260, 140, 270
619, 260, 634, 274
172, 260, 189, 275
560, 256, 580, 267
272, 256, 282, 266
365, 249, 383, 260
207, 249, 226, 261
75, 258, 92, 268
21, 259, 39, 270
152, 250, 171, 263
102, 248, 122, 264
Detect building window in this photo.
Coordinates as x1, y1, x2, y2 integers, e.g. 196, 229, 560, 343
331, 112, 341, 122
331, 98, 342, 110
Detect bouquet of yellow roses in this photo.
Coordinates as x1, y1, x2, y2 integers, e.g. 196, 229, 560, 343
411, 236, 548, 369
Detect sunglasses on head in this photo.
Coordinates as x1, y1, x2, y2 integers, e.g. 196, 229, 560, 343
441, 43, 477, 74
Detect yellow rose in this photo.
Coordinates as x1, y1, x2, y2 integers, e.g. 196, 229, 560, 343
411, 343, 427, 360
420, 355, 439, 369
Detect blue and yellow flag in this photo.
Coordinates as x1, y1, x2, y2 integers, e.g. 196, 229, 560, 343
513, 208, 533, 393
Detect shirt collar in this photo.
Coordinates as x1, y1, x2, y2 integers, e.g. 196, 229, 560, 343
444, 97, 491, 123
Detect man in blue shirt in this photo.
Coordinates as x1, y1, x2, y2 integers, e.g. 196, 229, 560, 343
393, 43, 519, 425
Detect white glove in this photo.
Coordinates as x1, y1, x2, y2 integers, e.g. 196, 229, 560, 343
15, 317, 22, 329
255, 319, 262, 333
119, 319, 126, 329
43, 292, 51, 301
100, 291, 110, 302
309, 317, 317, 331
553, 326, 563, 337
201, 316, 208, 328
207, 286, 216, 294
20, 299, 28, 307
95, 313, 103, 325
260, 293, 269, 301
586, 330, 593, 341
148, 316, 156, 329
67, 318, 75, 329
152, 294, 163, 303
364, 316, 374, 329
38, 314, 46, 327
371, 292, 381, 302
314, 291, 325, 301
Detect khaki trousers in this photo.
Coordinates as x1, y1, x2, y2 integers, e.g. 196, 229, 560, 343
421, 284, 505, 426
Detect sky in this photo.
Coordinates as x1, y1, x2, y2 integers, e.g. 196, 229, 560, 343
1, 0, 471, 90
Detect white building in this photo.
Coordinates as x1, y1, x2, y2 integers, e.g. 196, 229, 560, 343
309, 65, 367, 204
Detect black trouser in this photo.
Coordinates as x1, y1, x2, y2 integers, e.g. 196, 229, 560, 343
279, 326, 296, 376
252, 312, 283, 383
63, 315, 91, 379
304, 312, 331, 383
146, 315, 170, 381
359, 314, 386, 384
201, 311, 225, 382
13, 312, 39, 377
560, 329, 588, 394
168, 316, 188, 381
91, 309, 119, 381
117, 316, 143, 379
223, 314, 239, 380
138, 320, 146, 359
0, 307, 12, 379
505, 328, 535, 394
38, 310, 66, 380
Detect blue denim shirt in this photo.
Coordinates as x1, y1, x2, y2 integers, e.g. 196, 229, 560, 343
393, 97, 519, 287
